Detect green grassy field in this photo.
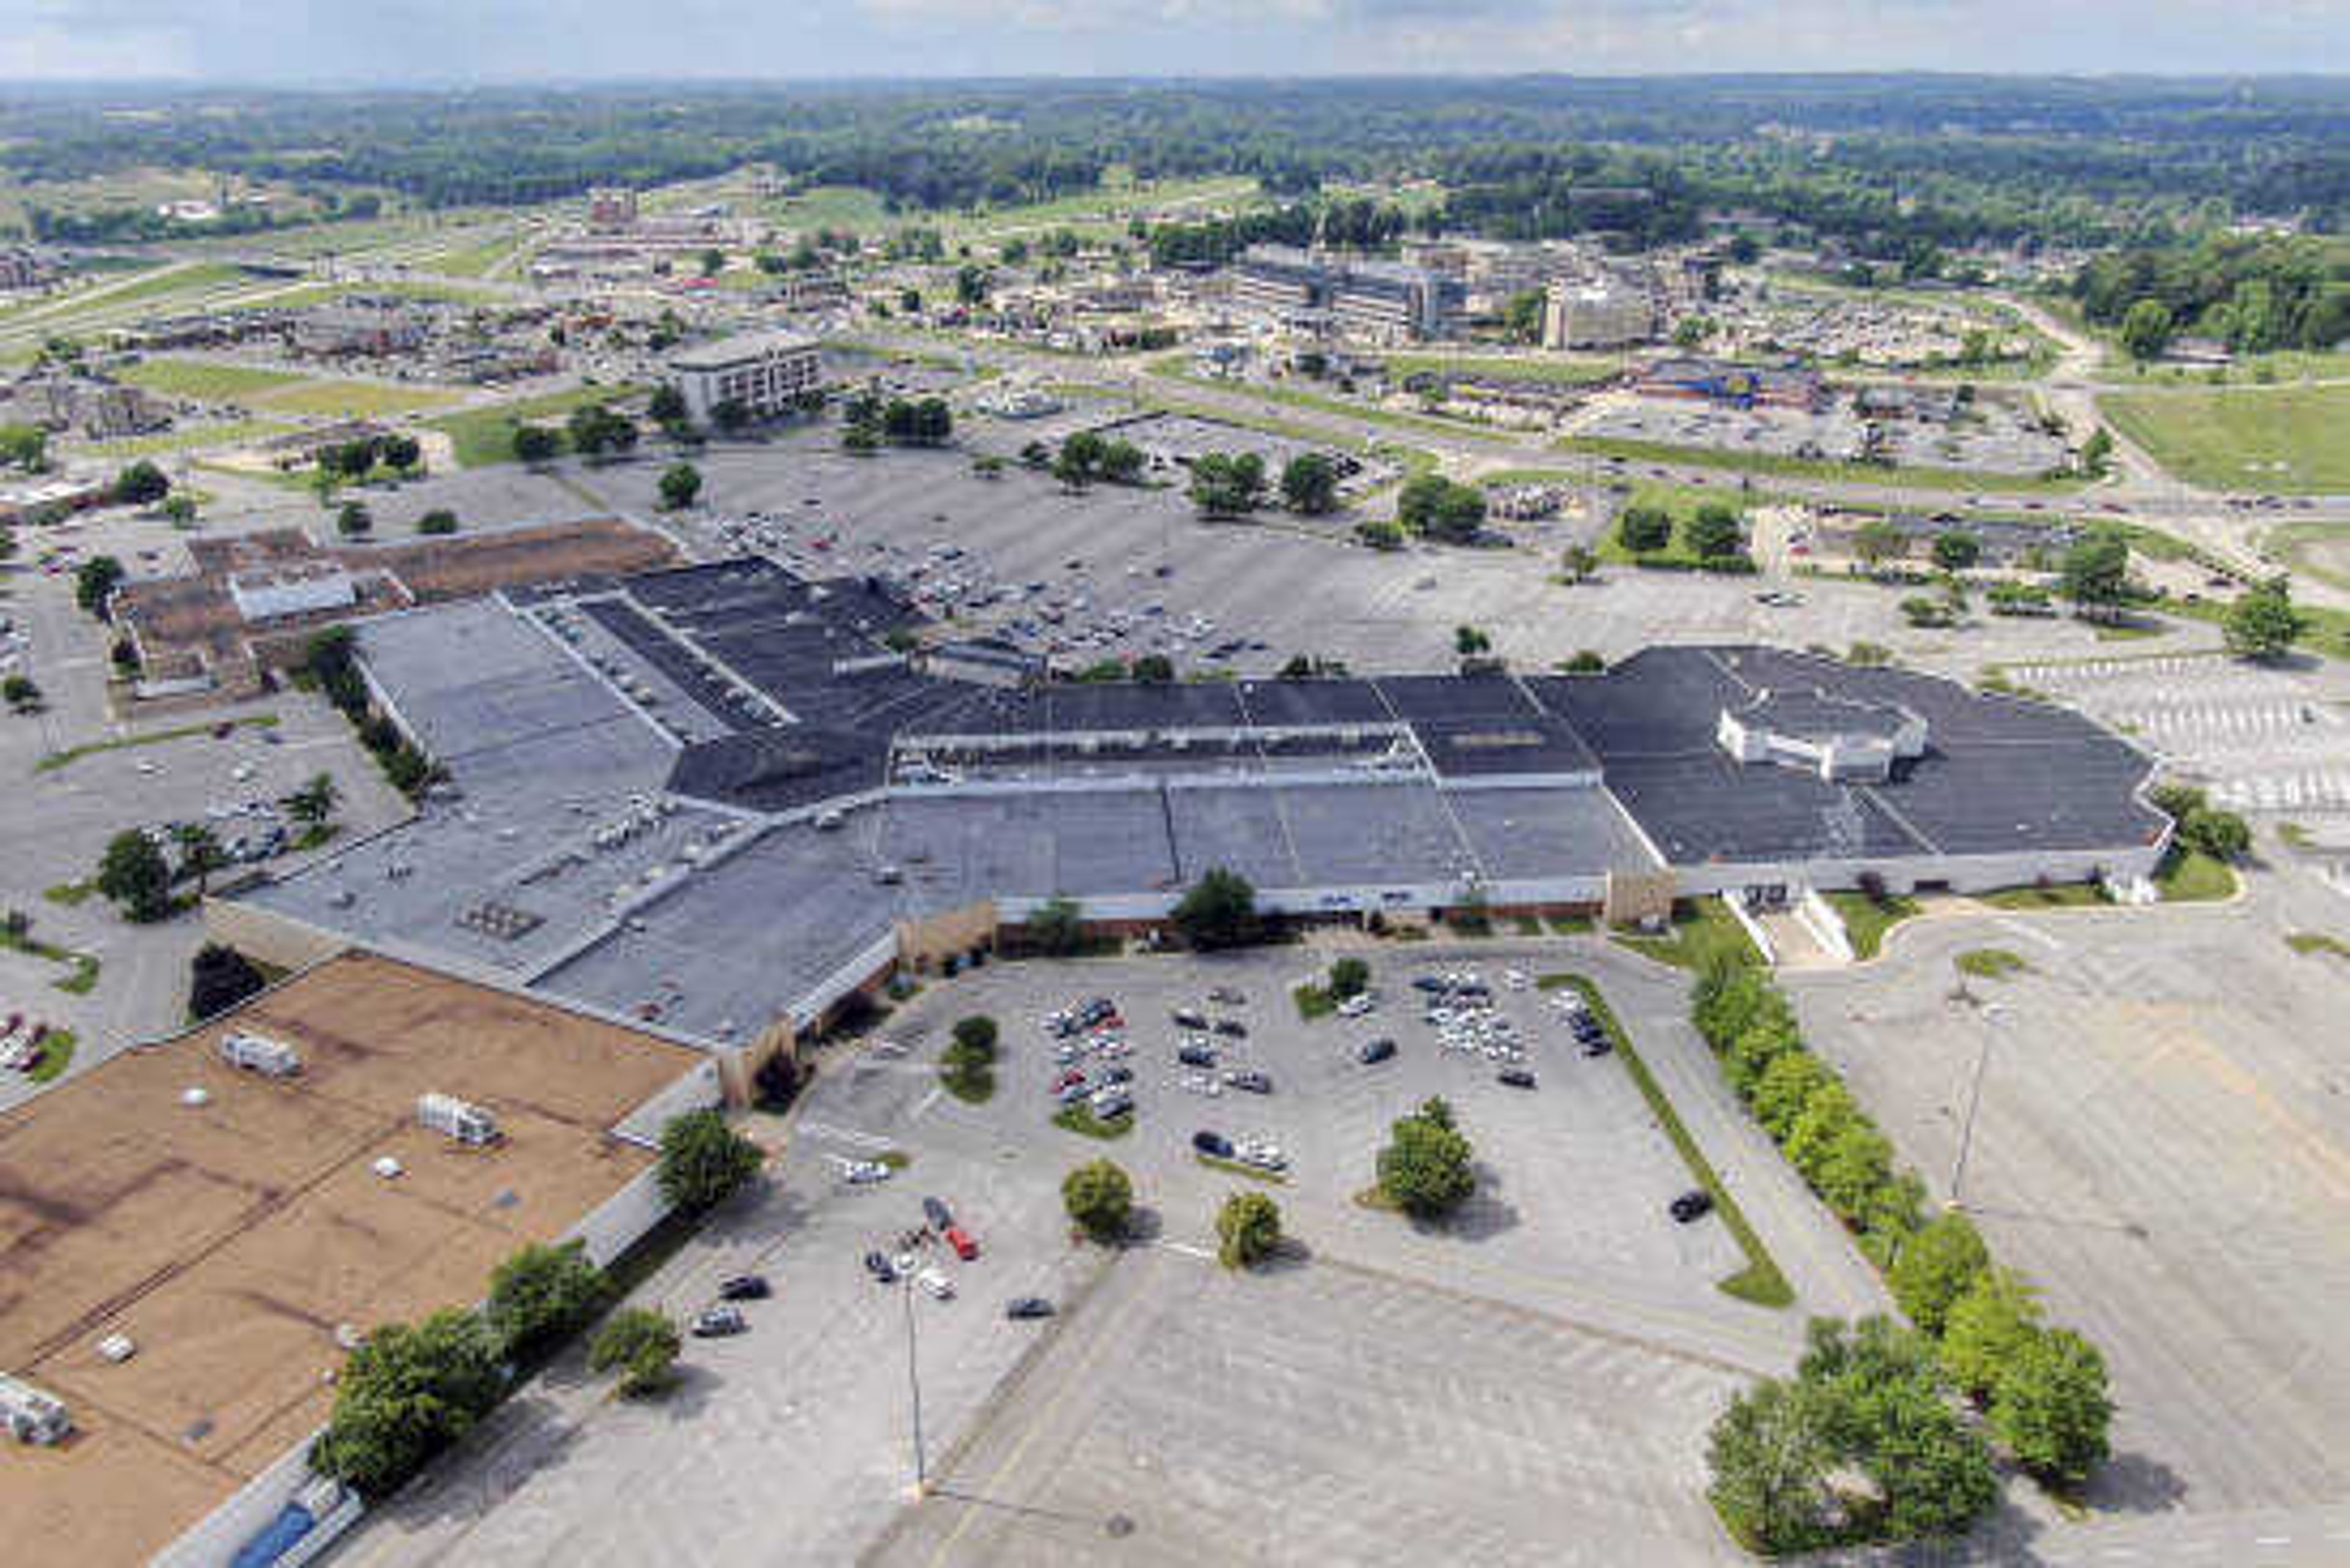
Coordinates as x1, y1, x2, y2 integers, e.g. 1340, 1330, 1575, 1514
114, 357, 305, 401
251, 379, 466, 418
2100, 384, 2350, 493
1595, 479, 1758, 567
413, 229, 527, 277
1384, 352, 1627, 387
424, 384, 641, 467
1824, 890, 1923, 960
1608, 899, 1762, 971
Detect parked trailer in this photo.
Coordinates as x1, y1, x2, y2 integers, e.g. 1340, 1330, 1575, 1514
416, 1092, 499, 1146
220, 1030, 302, 1077
0, 1374, 72, 1445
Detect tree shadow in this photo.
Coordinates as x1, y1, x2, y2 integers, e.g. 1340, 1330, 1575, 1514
1119, 1205, 1165, 1246
390, 1391, 588, 1530
1254, 1234, 1316, 1275
2083, 1448, 2190, 1516
1408, 1165, 1521, 1242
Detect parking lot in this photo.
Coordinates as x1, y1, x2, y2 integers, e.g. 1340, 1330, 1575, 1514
2001, 650, 2350, 814
1785, 878, 2350, 1515
559, 430, 2157, 680
331, 939, 1884, 1568
1575, 390, 2068, 477
1, 525, 409, 1090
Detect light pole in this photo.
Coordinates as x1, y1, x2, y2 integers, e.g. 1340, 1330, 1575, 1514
1947, 1008, 1998, 1209
900, 1268, 927, 1496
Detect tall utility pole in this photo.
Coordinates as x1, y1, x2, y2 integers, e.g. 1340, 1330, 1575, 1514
1947, 1011, 1997, 1209
901, 1270, 927, 1495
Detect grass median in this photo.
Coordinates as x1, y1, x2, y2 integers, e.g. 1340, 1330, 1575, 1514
1543, 972, 1794, 1309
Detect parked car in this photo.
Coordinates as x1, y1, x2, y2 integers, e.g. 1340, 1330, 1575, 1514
1192, 1130, 1235, 1159
691, 1305, 747, 1338
717, 1274, 771, 1301
922, 1196, 953, 1230
1497, 1069, 1538, 1089
1005, 1296, 1056, 1320
1207, 987, 1245, 1005
1223, 1069, 1272, 1094
945, 1225, 980, 1262
1177, 1043, 1217, 1068
1212, 1019, 1248, 1038
1356, 1037, 1397, 1065
1172, 1008, 1208, 1029
917, 1267, 955, 1300
864, 1250, 897, 1285
1669, 1190, 1714, 1224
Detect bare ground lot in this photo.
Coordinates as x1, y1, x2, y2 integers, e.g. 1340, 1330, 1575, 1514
1785, 876, 2350, 1517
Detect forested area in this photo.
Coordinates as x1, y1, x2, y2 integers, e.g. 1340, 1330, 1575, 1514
2072, 233, 2350, 353
4, 77, 2345, 249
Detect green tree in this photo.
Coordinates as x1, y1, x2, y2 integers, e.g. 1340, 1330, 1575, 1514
951, 1015, 999, 1059
1216, 1190, 1283, 1269
2119, 297, 2174, 363
1099, 439, 1147, 485
699, 246, 725, 278
97, 829, 173, 921
416, 508, 459, 536
1990, 1329, 2114, 1486
656, 1110, 762, 1214
161, 494, 197, 526
658, 461, 703, 510
1188, 452, 1266, 518
1501, 288, 1545, 344
2, 673, 40, 711
1559, 543, 1599, 583
2223, 577, 2305, 661
2059, 532, 2131, 621
1931, 531, 1982, 572
1618, 503, 1673, 553
2079, 427, 2116, 477
512, 424, 560, 465
171, 821, 226, 896
380, 433, 422, 474
1376, 1097, 1477, 1218
1888, 1212, 1990, 1337
1939, 1267, 2045, 1403
1783, 1081, 1862, 1185
1062, 1158, 1133, 1242
1812, 1121, 1896, 1223
1725, 1014, 1800, 1101
2179, 807, 2251, 861
1752, 1050, 1833, 1144
1172, 867, 1259, 950
1799, 1316, 1998, 1542
310, 1309, 505, 1498
1128, 652, 1174, 683
648, 383, 688, 425
1054, 430, 1105, 490
1025, 895, 1084, 955
485, 1241, 610, 1362
0, 422, 47, 470
1328, 956, 1370, 1000
337, 501, 373, 538
1280, 452, 1338, 515
589, 1307, 682, 1399
75, 554, 125, 616
111, 458, 170, 507
1684, 502, 1744, 559
1397, 473, 1485, 542
1706, 1377, 1833, 1556
283, 771, 340, 827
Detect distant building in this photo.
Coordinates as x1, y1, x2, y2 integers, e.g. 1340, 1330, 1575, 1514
1227, 246, 1460, 342
0, 249, 57, 290
1635, 356, 1827, 413
228, 563, 358, 624
293, 305, 427, 358
72, 384, 170, 441
668, 330, 825, 424
1542, 279, 1654, 349
588, 187, 640, 230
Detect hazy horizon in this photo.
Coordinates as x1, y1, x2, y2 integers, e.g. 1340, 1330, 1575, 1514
4, 1, 2346, 86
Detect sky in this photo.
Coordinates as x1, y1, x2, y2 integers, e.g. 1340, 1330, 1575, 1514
0, 0, 2344, 83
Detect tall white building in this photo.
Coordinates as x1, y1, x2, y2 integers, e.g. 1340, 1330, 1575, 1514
1542, 279, 1654, 350
667, 331, 826, 424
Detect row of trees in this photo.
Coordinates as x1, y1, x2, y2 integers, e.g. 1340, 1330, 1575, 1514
844, 393, 952, 453
1060, 1156, 1283, 1269
2076, 234, 2350, 357
1395, 473, 1487, 543
306, 626, 441, 797
1692, 962, 2116, 1551
1619, 499, 1748, 563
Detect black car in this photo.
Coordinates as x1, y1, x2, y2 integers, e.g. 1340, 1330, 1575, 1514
1177, 1043, 1218, 1068
1581, 1037, 1613, 1059
1100, 1065, 1135, 1085
717, 1273, 771, 1301
922, 1196, 953, 1230
1223, 1069, 1272, 1094
1005, 1297, 1056, 1321
1172, 1008, 1208, 1030
1669, 1190, 1714, 1224
692, 1305, 747, 1338
1192, 1130, 1234, 1159
864, 1250, 897, 1285
1410, 976, 1446, 993
1356, 1037, 1397, 1065
1207, 987, 1245, 1005
1496, 1069, 1538, 1089
1212, 1018, 1248, 1038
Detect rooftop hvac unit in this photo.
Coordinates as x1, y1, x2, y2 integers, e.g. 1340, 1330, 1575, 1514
220, 1031, 300, 1077
417, 1092, 500, 1148
0, 1375, 71, 1446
